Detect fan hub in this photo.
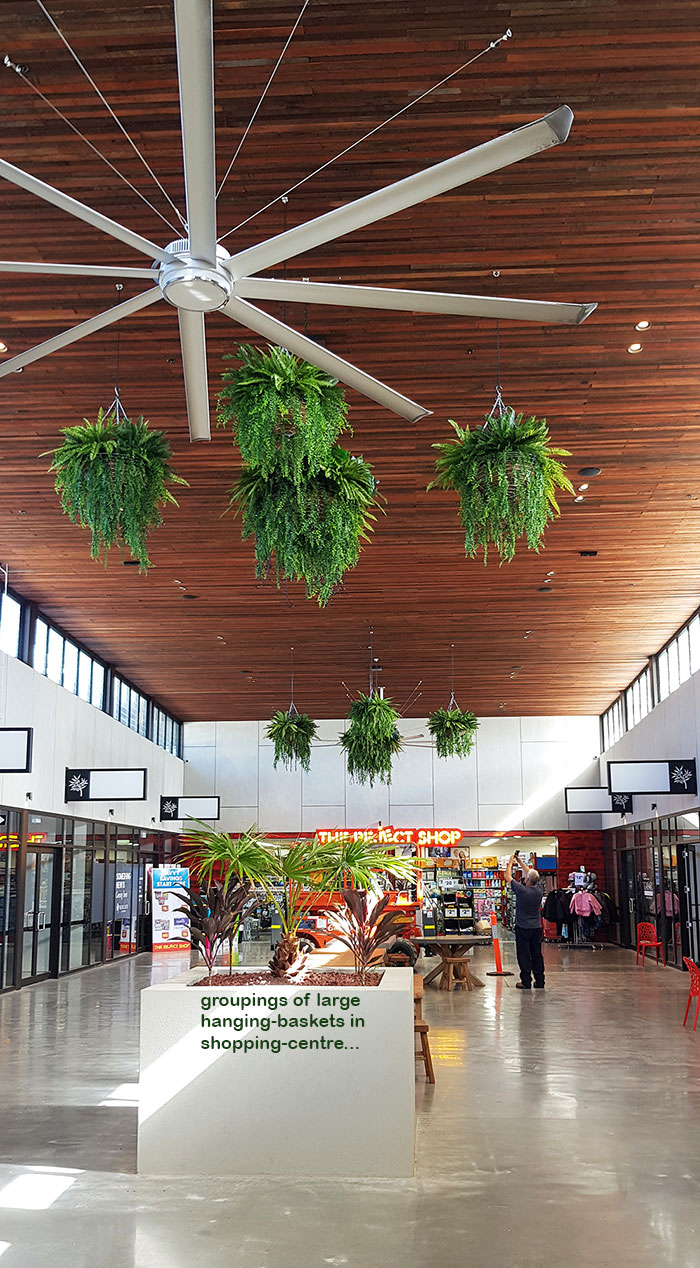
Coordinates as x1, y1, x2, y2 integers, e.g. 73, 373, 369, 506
159, 239, 233, 312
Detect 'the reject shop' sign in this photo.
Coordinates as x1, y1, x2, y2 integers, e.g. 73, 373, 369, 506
315, 827, 463, 847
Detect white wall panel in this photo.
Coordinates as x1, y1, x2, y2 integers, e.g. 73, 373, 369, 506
184, 713, 600, 832
215, 721, 258, 806
218, 806, 260, 833
302, 744, 345, 806
184, 722, 216, 747
258, 745, 301, 832
389, 744, 433, 805
345, 778, 390, 827
477, 718, 522, 805
433, 752, 478, 826
182, 745, 216, 796
478, 804, 524, 831
302, 804, 345, 833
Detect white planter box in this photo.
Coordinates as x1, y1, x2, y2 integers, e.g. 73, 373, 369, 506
138, 966, 415, 1178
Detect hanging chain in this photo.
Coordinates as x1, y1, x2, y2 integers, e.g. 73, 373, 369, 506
105, 286, 128, 424
288, 646, 298, 715
448, 643, 458, 711
488, 269, 507, 421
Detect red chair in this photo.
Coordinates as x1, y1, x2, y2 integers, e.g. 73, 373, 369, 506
682, 958, 700, 1030
636, 921, 666, 967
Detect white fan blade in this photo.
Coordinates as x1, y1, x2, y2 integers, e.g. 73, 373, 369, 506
222, 295, 430, 422
235, 278, 597, 326
178, 309, 211, 441
173, 0, 217, 263
0, 157, 172, 263
0, 288, 163, 380
0, 260, 157, 280
226, 106, 574, 279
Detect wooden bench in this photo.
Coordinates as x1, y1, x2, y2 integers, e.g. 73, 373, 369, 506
415, 1020, 435, 1083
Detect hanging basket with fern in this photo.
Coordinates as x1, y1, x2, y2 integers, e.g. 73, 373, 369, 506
228, 445, 384, 606
266, 709, 318, 772
428, 407, 574, 563
46, 408, 188, 571
217, 344, 350, 485
427, 707, 479, 760
341, 693, 403, 787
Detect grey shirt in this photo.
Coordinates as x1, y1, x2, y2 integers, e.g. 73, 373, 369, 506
511, 880, 544, 929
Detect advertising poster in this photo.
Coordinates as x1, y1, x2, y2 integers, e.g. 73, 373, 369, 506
151, 866, 190, 952
115, 863, 136, 952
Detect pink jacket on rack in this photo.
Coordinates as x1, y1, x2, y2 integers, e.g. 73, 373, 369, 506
570, 890, 602, 918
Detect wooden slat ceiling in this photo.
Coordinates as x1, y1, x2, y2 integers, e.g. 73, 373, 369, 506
0, 0, 699, 721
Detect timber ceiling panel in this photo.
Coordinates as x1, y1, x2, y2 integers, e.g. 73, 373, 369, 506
0, 0, 699, 720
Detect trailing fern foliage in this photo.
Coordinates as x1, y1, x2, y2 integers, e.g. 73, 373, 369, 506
341, 693, 403, 786
427, 707, 479, 759
217, 344, 349, 485
266, 709, 318, 772
428, 408, 574, 563
46, 409, 188, 571
228, 445, 384, 606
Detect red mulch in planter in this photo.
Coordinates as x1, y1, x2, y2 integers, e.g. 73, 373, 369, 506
191, 970, 384, 987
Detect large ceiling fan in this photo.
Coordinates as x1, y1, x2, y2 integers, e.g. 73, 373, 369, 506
0, 1, 596, 442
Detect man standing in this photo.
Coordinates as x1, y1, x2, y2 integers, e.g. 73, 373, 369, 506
505, 853, 545, 990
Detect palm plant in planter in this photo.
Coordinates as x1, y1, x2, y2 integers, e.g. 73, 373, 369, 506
266, 708, 318, 772
229, 445, 384, 606
427, 706, 479, 759
218, 344, 349, 485
428, 407, 574, 562
46, 407, 188, 570
183, 823, 418, 982
341, 692, 403, 786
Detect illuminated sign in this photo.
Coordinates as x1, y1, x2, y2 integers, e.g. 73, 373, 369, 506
315, 827, 463, 847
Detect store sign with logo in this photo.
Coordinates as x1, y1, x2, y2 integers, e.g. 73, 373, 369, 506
160, 795, 220, 822
316, 827, 463, 847
565, 787, 634, 814
607, 759, 697, 796
64, 767, 147, 801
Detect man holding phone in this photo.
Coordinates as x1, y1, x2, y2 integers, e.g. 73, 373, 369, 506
505, 851, 545, 990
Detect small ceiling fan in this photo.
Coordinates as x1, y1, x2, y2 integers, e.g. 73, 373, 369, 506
0, 1, 596, 442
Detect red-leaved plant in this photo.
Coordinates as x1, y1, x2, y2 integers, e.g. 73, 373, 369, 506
332, 889, 410, 984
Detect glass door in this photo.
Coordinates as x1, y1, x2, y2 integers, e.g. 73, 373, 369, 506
22, 848, 60, 983
680, 844, 700, 964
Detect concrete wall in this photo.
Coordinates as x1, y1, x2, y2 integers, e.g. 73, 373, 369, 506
183, 715, 602, 834
0, 650, 184, 828
601, 671, 700, 829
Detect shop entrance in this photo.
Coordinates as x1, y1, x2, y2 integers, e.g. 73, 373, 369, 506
22, 847, 61, 983
680, 844, 700, 962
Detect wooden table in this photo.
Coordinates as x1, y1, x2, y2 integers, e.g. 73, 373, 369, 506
415, 936, 491, 991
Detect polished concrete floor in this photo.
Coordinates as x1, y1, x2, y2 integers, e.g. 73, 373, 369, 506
0, 941, 699, 1267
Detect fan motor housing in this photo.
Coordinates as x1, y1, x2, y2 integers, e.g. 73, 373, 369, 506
159, 239, 233, 312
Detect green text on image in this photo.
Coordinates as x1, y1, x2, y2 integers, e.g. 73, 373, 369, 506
199, 991, 367, 1055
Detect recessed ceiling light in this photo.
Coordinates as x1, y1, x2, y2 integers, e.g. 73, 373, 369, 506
578, 483, 589, 491
182, 593, 198, 600
546, 570, 555, 576
578, 467, 601, 477
498, 702, 506, 709
628, 342, 643, 354
0, 341, 7, 353
635, 320, 650, 331
573, 495, 585, 502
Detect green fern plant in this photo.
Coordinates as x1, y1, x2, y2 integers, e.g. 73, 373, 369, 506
266, 709, 318, 772
428, 407, 574, 563
228, 445, 384, 605
46, 408, 188, 571
217, 344, 350, 485
427, 707, 479, 759
341, 693, 403, 787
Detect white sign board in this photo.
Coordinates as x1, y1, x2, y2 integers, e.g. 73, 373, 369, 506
608, 759, 697, 795
0, 727, 32, 772
160, 795, 220, 821
565, 787, 633, 814
65, 767, 147, 801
